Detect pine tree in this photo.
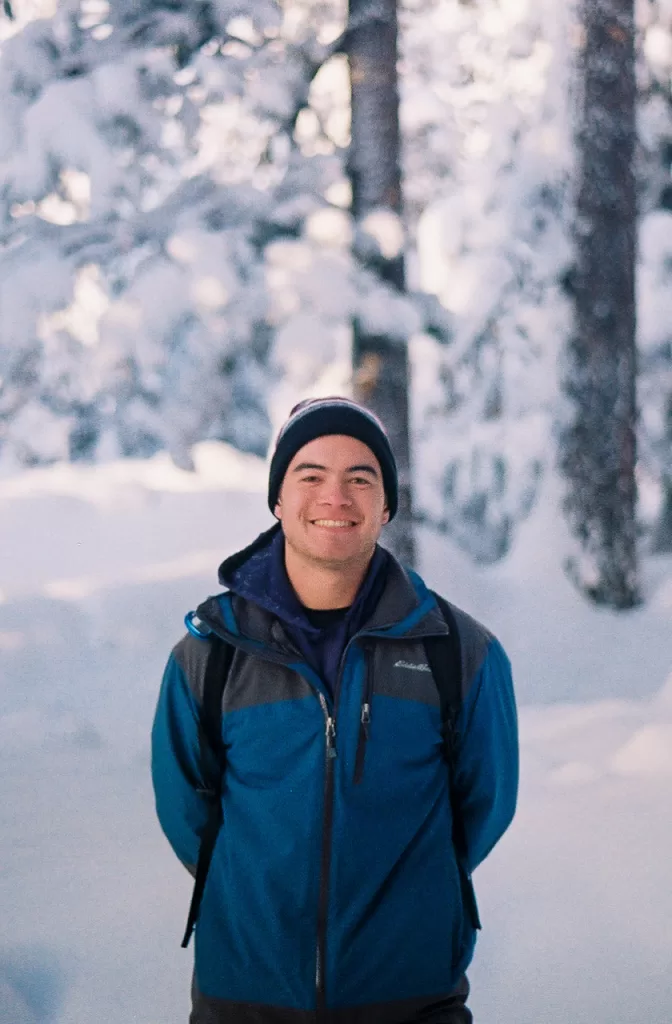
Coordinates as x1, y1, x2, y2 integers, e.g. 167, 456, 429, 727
652, 394, 672, 551
560, 0, 640, 608
0, 0, 348, 466
347, 0, 414, 565
0, 0, 450, 484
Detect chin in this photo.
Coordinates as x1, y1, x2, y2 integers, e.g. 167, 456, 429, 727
310, 542, 369, 566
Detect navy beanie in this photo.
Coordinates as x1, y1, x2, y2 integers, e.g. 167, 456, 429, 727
268, 397, 398, 520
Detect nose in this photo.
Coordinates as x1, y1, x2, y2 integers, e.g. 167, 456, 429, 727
319, 477, 353, 507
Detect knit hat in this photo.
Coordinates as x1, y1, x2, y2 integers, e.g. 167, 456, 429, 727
268, 397, 398, 520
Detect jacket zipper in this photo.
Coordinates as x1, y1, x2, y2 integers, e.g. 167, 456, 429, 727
313, 629, 391, 1014
315, 692, 336, 1015
353, 644, 373, 785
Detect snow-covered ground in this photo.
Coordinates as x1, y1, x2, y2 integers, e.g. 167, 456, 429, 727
0, 444, 670, 1024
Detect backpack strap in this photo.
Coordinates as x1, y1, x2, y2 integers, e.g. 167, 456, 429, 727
424, 593, 482, 931
424, 594, 462, 765
181, 634, 234, 948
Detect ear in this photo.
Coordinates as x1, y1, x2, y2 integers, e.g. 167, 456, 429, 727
382, 507, 390, 525
274, 501, 282, 520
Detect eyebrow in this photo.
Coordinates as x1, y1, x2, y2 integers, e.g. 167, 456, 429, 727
292, 462, 379, 477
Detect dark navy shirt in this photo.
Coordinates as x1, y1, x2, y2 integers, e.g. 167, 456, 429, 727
303, 607, 349, 630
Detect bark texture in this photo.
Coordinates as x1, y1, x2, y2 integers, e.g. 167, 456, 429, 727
347, 0, 414, 567
652, 394, 672, 552
561, 0, 640, 607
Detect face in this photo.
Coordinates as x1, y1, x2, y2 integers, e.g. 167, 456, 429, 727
275, 434, 390, 571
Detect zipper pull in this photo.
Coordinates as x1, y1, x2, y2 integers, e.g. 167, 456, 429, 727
326, 716, 337, 758
353, 702, 371, 784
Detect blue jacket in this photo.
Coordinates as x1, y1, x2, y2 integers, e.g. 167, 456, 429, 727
151, 527, 518, 1023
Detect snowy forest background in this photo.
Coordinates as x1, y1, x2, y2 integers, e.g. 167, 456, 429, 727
1, 3, 672, 1024
2, 0, 672, 599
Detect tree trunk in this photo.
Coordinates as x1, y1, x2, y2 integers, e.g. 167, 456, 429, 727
652, 393, 672, 552
561, 0, 640, 608
653, 484, 672, 552
347, 0, 414, 568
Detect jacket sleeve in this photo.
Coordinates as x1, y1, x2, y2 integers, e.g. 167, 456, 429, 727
151, 650, 210, 871
453, 636, 519, 873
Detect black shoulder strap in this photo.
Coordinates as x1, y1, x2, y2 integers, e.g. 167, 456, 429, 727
181, 634, 234, 948
423, 593, 463, 764
424, 593, 481, 931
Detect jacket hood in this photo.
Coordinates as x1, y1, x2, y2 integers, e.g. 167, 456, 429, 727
217, 523, 306, 629
213, 523, 447, 643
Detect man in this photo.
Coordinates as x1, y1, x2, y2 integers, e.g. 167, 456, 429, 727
152, 396, 518, 1024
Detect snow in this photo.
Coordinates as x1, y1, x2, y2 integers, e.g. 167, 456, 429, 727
0, 0, 671, 1014
358, 282, 423, 343
644, 24, 672, 71
1, 448, 671, 1024
305, 207, 353, 248
359, 208, 406, 261
638, 210, 672, 354
3, 402, 73, 464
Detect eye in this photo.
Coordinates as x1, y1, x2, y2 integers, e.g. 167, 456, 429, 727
351, 476, 372, 486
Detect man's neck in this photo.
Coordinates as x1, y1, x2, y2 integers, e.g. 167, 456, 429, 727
284, 546, 373, 610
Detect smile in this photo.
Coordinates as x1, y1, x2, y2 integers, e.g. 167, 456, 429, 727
310, 519, 358, 528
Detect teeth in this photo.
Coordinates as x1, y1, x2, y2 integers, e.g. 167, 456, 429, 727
312, 519, 355, 527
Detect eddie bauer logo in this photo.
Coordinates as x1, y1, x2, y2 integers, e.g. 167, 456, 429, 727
394, 660, 431, 672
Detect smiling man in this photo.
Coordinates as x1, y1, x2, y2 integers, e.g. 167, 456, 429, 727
151, 396, 519, 1024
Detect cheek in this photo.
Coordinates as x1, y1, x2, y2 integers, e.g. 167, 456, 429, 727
280, 494, 309, 522
374, 492, 388, 518
360, 494, 387, 527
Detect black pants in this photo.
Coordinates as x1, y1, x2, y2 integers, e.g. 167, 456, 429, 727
402, 976, 472, 1024
190, 975, 472, 1023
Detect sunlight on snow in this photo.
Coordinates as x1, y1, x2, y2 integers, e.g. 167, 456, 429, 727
0, 462, 670, 1024
0, 0, 55, 38
360, 208, 405, 260
0, 441, 268, 503
39, 264, 109, 347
